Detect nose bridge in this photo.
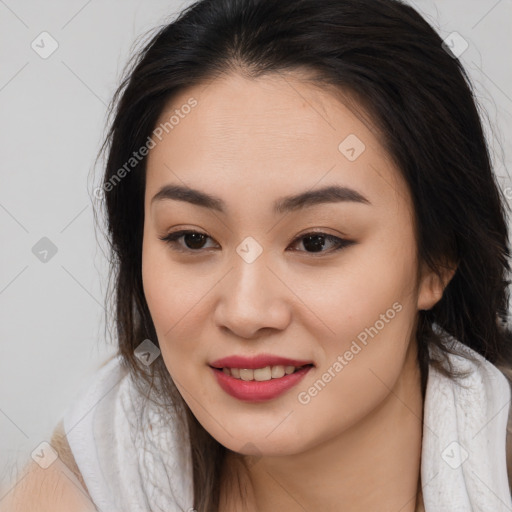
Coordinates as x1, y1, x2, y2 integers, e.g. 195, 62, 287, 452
232, 244, 272, 302
231, 238, 277, 307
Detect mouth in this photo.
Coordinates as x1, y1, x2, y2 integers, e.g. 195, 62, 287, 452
208, 359, 315, 402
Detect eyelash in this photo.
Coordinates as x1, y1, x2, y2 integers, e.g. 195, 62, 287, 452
158, 229, 353, 256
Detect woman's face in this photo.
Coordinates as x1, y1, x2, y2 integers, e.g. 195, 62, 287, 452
142, 72, 442, 456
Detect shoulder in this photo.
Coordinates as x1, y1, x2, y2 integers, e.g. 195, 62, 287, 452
0, 355, 123, 512
0, 421, 96, 511
498, 363, 512, 492
49, 419, 89, 493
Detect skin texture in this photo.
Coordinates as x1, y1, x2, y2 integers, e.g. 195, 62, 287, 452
142, 72, 453, 512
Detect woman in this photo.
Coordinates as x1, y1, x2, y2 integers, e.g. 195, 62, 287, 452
4, 0, 512, 510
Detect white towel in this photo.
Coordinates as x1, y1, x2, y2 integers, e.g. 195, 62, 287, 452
421, 339, 512, 511
63, 358, 194, 512
63, 337, 512, 511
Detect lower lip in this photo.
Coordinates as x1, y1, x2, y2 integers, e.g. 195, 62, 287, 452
210, 365, 313, 402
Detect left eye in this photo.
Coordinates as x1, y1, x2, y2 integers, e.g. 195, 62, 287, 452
159, 230, 352, 254
290, 232, 351, 253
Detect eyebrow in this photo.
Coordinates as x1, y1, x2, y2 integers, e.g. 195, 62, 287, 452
151, 183, 370, 214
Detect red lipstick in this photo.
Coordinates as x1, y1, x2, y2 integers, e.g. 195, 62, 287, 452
209, 354, 314, 402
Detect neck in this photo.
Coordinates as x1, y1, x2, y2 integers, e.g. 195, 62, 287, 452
220, 342, 424, 512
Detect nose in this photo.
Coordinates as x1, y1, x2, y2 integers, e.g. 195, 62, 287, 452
213, 250, 292, 339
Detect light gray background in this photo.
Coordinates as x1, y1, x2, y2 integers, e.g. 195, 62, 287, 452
1, 0, 511, 496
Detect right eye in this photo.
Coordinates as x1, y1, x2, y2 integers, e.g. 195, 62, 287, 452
158, 230, 219, 253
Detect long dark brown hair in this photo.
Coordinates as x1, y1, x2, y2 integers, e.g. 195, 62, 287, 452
92, 0, 512, 510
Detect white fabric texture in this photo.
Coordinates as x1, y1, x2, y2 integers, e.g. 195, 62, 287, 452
62, 357, 194, 512
62, 339, 512, 512
421, 340, 512, 511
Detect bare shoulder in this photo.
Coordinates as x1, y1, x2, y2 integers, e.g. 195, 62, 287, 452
0, 422, 97, 512
0, 461, 97, 512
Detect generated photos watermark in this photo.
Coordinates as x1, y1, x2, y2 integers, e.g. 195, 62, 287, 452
93, 97, 198, 200
297, 301, 403, 405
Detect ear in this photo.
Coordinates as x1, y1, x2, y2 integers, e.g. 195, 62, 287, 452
417, 260, 457, 311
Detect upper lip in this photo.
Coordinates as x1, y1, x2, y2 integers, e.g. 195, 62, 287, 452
209, 354, 314, 369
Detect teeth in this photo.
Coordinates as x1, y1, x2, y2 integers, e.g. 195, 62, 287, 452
240, 368, 254, 381
254, 367, 272, 381
271, 365, 285, 378
221, 365, 307, 381
285, 365, 295, 375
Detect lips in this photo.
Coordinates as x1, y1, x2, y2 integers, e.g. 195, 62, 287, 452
209, 354, 315, 402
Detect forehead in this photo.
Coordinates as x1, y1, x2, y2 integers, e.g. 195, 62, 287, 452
145, 72, 410, 215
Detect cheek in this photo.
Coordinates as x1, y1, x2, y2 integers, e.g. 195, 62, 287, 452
297, 227, 418, 349
291, 263, 419, 448
142, 264, 209, 405
142, 230, 210, 326
141, 237, 207, 372
296, 223, 420, 410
